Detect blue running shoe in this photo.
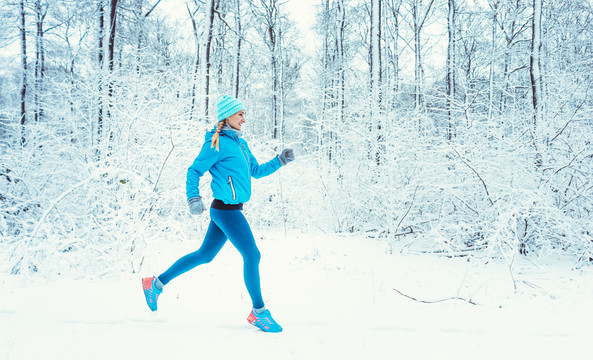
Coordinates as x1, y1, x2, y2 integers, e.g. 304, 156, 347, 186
247, 309, 283, 333
142, 276, 162, 312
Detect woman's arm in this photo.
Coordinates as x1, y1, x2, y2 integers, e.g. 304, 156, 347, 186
242, 140, 282, 179
186, 143, 220, 199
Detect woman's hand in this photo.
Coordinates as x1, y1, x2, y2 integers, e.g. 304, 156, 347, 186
278, 148, 295, 166
188, 196, 206, 215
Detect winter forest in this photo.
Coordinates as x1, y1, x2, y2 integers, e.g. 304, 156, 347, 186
2, 0, 592, 275
1, 0, 593, 357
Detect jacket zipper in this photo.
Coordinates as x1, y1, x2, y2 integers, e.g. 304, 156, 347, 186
239, 143, 250, 166
238, 142, 251, 178
228, 176, 236, 200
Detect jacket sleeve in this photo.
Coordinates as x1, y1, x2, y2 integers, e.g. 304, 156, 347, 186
243, 140, 282, 179
186, 142, 220, 200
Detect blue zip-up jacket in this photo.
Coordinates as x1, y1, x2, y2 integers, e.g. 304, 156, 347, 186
186, 129, 282, 204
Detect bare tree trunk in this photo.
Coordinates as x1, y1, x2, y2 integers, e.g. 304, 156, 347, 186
378, 0, 382, 98
501, 16, 514, 112
371, 0, 383, 164
319, 0, 345, 162
413, 0, 421, 112
267, 0, 280, 139
278, 25, 284, 145
258, 0, 280, 139
271, 46, 278, 139
338, 0, 346, 163
107, 0, 118, 122
321, 0, 329, 118
98, 0, 105, 142
186, 3, 200, 122
393, 3, 400, 96
271, 54, 278, 139
370, 0, 381, 106
411, 0, 434, 113
202, 0, 215, 118
135, 0, 144, 74
214, 0, 223, 90
386, 0, 401, 108
500, 0, 519, 113
108, 0, 118, 79
530, 0, 543, 160
20, 0, 27, 145
233, 0, 242, 98
337, 0, 345, 123
34, 0, 46, 123
488, 1, 498, 120
446, 0, 456, 140
100, 0, 118, 155
320, 0, 330, 160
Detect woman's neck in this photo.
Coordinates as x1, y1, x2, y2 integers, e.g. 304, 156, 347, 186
222, 123, 242, 138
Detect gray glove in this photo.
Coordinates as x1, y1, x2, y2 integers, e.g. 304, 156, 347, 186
278, 148, 295, 166
188, 196, 206, 215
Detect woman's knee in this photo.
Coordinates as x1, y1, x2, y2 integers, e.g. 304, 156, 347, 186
252, 247, 261, 264
201, 250, 219, 264
242, 246, 260, 265
187, 249, 217, 265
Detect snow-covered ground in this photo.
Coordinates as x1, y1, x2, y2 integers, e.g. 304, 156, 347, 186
1, 231, 591, 360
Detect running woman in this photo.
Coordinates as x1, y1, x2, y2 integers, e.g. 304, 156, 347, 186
142, 95, 294, 333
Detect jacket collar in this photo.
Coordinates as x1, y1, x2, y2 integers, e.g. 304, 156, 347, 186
221, 123, 242, 140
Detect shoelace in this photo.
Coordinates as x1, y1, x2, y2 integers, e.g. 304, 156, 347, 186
258, 317, 273, 327
256, 314, 280, 330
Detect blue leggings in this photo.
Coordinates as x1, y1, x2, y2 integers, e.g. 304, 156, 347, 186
158, 208, 264, 309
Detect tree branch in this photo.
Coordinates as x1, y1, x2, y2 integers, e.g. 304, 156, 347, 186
450, 147, 495, 206
554, 149, 585, 175
152, 127, 175, 192
212, 6, 252, 44
419, 0, 436, 31
550, 83, 591, 142
144, 0, 163, 18
393, 287, 477, 305
395, 185, 418, 232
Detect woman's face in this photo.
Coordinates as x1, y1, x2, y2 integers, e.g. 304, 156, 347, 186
227, 110, 246, 130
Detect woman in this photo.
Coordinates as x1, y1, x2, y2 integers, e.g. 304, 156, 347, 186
142, 95, 294, 333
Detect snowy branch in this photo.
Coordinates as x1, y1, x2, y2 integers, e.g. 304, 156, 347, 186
450, 147, 495, 207
393, 287, 477, 306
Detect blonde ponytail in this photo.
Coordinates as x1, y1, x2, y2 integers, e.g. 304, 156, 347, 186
211, 120, 226, 151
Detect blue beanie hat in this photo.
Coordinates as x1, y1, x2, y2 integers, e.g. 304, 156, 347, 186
217, 95, 245, 122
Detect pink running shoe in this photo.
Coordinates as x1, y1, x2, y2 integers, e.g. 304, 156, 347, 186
247, 309, 283, 333
142, 276, 162, 312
